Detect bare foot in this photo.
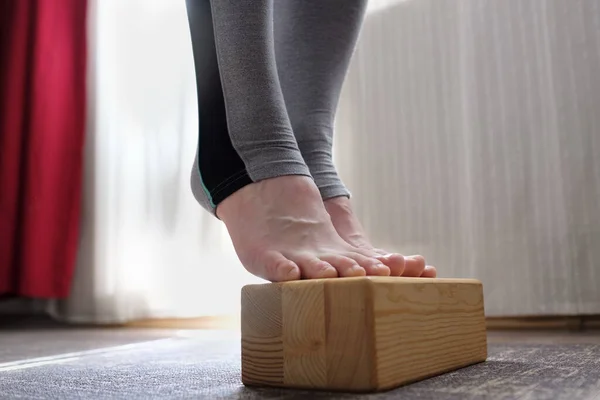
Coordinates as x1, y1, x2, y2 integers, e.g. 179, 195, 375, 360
324, 196, 437, 278
216, 175, 392, 282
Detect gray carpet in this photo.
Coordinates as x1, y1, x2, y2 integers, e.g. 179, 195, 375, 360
1, 331, 599, 400
0, 327, 173, 365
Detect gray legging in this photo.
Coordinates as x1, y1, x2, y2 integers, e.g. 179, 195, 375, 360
185, 0, 367, 214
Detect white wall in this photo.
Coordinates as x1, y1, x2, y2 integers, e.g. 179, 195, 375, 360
337, 0, 600, 316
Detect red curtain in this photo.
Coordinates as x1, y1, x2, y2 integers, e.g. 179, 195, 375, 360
0, 0, 87, 298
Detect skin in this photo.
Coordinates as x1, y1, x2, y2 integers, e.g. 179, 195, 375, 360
217, 175, 436, 281
324, 196, 437, 278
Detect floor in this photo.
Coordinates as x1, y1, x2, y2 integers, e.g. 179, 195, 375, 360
1, 317, 599, 400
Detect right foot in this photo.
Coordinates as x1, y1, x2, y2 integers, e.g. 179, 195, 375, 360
216, 175, 392, 281
324, 196, 437, 278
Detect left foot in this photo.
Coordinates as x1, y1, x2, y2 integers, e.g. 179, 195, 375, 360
324, 196, 437, 277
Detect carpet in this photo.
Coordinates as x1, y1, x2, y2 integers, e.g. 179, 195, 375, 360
1, 331, 599, 399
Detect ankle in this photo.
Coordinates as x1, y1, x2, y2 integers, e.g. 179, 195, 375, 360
217, 175, 324, 222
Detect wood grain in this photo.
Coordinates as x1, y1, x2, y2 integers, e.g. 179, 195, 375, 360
282, 281, 326, 388
241, 283, 284, 386
241, 277, 487, 392
371, 278, 487, 390
324, 278, 376, 391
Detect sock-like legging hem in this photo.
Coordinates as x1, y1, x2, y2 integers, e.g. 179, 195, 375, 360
319, 185, 351, 201
193, 162, 314, 218
245, 161, 311, 184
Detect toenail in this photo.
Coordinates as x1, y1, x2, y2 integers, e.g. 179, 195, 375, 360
282, 265, 300, 280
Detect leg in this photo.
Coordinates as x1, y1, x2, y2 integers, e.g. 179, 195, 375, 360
274, 0, 436, 277
186, 0, 308, 212
185, 0, 391, 281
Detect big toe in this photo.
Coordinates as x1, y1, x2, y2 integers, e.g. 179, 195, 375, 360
259, 251, 301, 282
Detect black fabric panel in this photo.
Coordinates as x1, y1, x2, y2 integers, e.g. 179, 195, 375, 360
185, 0, 252, 206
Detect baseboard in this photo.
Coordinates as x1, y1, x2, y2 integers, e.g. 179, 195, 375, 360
124, 314, 600, 331
124, 315, 240, 330
584, 315, 600, 329
486, 315, 600, 330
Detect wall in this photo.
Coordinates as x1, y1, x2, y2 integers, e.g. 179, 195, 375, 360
336, 0, 600, 316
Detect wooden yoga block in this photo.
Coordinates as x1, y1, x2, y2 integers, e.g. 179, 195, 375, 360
241, 276, 487, 392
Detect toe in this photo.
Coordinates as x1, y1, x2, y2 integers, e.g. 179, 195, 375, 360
375, 253, 405, 276
320, 255, 365, 277
403, 255, 426, 277
261, 251, 301, 282
294, 255, 338, 279
420, 265, 437, 278
346, 252, 390, 276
